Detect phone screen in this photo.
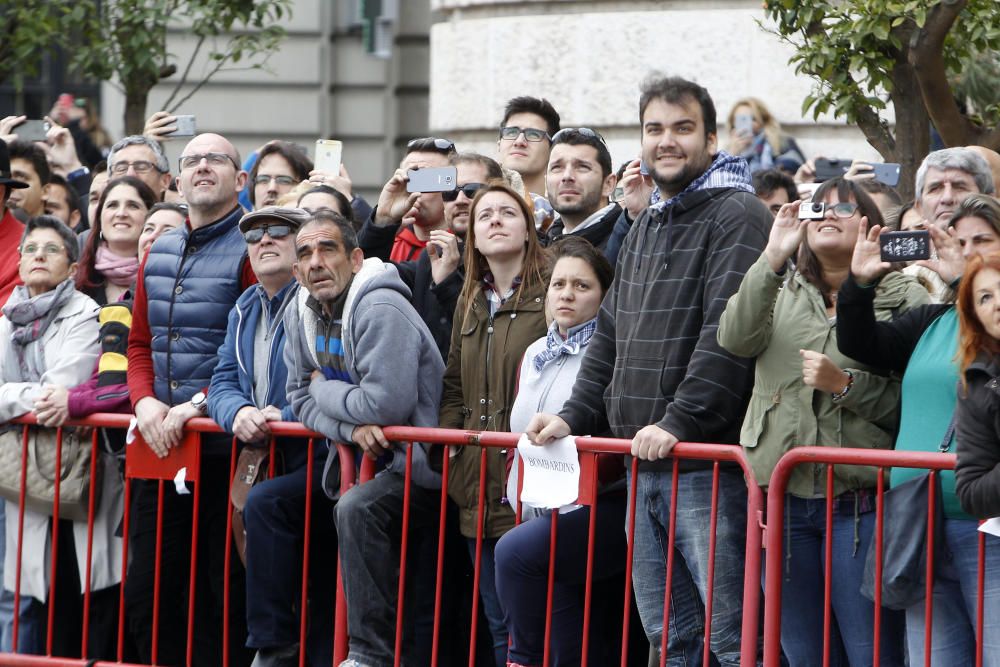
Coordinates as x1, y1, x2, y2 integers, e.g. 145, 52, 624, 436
315, 140, 342, 174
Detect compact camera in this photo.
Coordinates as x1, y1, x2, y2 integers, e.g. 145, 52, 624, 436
799, 202, 826, 220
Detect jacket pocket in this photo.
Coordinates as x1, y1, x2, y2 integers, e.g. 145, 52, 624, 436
740, 390, 781, 449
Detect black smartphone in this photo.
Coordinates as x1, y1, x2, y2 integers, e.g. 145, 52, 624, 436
872, 163, 901, 187
879, 230, 930, 262
15, 119, 51, 142
814, 158, 851, 182
407, 167, 457, 193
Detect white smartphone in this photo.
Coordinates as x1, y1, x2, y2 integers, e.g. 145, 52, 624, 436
315, 139, 342, 174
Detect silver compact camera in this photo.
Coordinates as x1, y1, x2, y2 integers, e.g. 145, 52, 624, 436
799, 202, 825, 220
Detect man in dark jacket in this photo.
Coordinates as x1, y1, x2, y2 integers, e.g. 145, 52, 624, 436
527, 76, 770, 666
543, 127, 625, 263
207, 206, 336, 667
127, 132, 255, 666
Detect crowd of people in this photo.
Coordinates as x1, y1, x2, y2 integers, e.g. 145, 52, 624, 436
0, 73, 999, 667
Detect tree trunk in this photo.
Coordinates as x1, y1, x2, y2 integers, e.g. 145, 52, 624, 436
124, 89, 149, 137
888, 61, 930, 202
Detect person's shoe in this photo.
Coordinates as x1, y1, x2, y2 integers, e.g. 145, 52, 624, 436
338, 660, 374, 667
251, 644, 299, 667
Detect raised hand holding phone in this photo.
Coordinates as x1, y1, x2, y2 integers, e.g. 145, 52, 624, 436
851, 220, 892, 285
764, 200, 807, 272
620, 158, 654, 221
915, 225, 965, 285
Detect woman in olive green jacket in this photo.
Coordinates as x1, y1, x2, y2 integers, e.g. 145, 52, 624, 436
439, 183, 548, 666
717, 178, 927, 667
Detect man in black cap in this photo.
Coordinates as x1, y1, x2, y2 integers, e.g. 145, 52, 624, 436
0, 140, 30, 306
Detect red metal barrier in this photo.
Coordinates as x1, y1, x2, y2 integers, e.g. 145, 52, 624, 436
0, 416, 766, 666
760, 446, 991, 667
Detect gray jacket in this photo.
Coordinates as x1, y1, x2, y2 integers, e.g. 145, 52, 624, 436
283, 258, 445, 495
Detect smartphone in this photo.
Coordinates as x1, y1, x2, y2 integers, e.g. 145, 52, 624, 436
734, 113, 754, 136
799, 201, 826, 220
639, 160, 650, 176
16, 119, 50, 142
166, 114, 196, 137
315, 139, 342, 174
814, 158, 851, 182
872, 162, 901, 188
879, 230, 930, 262
407, 166, 457, 193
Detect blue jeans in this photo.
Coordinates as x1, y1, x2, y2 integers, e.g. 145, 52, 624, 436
629, 468, 751, 667
0, 503, 44, 654
243, 444, 336, 665
770, 494, 905, 667
334, 472, 440, 667
494, 493, 628, 666
905, 518, 1000, 666
465, 537, 507, 667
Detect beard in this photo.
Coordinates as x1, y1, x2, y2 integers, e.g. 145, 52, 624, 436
553, 189, 604, 221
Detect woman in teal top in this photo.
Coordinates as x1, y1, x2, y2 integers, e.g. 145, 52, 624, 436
837, 194, 1000, 665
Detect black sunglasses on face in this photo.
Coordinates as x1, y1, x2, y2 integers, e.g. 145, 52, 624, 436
441, 183, 487, 202
244, 223, 293, 244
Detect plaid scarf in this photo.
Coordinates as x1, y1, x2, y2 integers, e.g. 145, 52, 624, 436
482, 272, 522, 317
649, 150, 753, 211
532, 318, 597, 372
2, 279, 77, 381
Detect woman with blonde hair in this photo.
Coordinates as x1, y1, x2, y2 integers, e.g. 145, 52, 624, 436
727, 97, 805, 174
439, 183, 549, 666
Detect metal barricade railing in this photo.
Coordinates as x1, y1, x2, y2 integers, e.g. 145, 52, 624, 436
760, 446, 991, 667
0, 416, 766, 667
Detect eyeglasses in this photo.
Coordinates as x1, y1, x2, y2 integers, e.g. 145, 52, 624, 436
178, 152, 239, 171
406, 137, 456, 152
110, 160, 157, 175
244, 223, 293, 244
254, 174, 297, 187
442, 183, 487, 202
551, 127, 606, 145
826, 202, 860, 218
499, 126, 551, 142
20, 242, 65, 257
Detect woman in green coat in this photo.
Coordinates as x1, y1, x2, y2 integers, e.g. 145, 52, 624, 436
439, 183, 549, 666
718, 177, 927, 666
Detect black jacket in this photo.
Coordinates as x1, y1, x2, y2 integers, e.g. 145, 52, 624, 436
955, 352, 1000, 518
544, 203, 625, 264
356, 215, 463, 359
559, 186, 770, 471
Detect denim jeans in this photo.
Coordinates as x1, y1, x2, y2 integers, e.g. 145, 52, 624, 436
464, 537, 507, 667
243, 443, 336, 665
495, 492, 628, 667
905, 518, 1000, 666
0, 502, 45, 654
629, 468, 751, 667
769, 494, 905, 667
334, 472, 440, 667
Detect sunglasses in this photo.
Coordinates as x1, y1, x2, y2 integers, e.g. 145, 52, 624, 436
441, 183, 487, 202
407, 137, 455, 152
551, 127, 606, 145
244, 223, 293, 244
499, 126, 551, 142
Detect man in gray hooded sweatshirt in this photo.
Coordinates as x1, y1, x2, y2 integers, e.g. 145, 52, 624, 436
282, 209, 444, 667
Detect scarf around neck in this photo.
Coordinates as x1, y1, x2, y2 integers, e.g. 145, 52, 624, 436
2, 279, 77, 381
532, 318, 597, 372
649, 150, 754, 211
95, 244, 140, 287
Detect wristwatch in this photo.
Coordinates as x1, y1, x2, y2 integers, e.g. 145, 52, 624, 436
190, 391, 208, 414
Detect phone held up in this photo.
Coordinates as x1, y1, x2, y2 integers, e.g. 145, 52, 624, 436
315, 139, 342, 174
879, 230, 931, 263
407, 166, 457, 193
15, 119, 51, 143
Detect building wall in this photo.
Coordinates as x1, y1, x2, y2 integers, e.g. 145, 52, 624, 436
429, 0, 886, 171
100, 0, 432, 203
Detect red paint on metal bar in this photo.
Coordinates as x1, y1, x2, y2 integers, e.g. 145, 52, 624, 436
81, 430, 100, 657
12, 426, 29, 654
621, 457, 638, 667
298, 439, 316, 667
46, 428, 65, 657
186, 440, 202, 667
702, 462, 721, 667
332, 444, 356, 666
542, 512, 558, 667
392, 445, 415, 667
430, 450, 451, 667
579, 466, 599, 667
116, 472, 131, 663
468, 446, 489, 667
223, 438, 238, 667
822, 466, 834, 667
658, 460, 680, 667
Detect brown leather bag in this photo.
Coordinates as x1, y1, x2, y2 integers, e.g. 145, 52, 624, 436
230, 446, 283, 565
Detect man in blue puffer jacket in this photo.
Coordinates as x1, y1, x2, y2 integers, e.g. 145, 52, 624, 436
208, 206, 337, 667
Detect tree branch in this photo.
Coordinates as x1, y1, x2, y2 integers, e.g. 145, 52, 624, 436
166, 56, 229, 113
910, 0, 974, 146
162, 34, 206, 111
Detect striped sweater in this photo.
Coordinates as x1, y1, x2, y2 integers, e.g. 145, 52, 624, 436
559, 183, 771, 471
